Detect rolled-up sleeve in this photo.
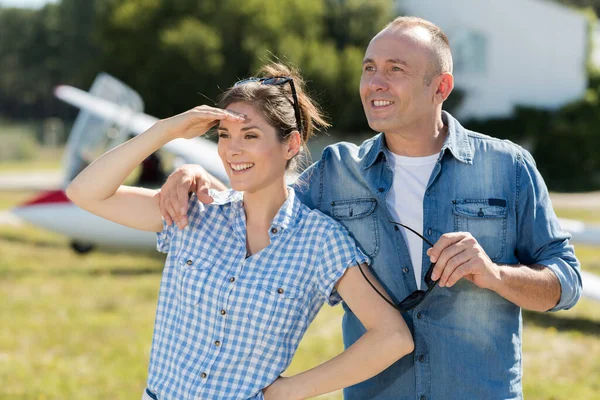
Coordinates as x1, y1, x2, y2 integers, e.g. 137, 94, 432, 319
156, 217, 176, 253
516, 150, 582, 311
156, 194, 207, 254
317, 225, 371, 306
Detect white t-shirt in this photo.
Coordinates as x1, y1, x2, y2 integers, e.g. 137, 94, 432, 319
386, 150, 439, 289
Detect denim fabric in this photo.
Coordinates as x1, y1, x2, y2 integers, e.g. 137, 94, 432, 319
293, 111, 581, 400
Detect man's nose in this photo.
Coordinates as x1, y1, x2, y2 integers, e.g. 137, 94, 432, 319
369, 72, 388, 92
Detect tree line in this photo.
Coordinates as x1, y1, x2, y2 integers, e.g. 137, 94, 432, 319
0, 0, 393, 133
1, 0, 598, 190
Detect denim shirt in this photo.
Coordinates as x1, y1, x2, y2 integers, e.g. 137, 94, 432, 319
293, 111, 581, 400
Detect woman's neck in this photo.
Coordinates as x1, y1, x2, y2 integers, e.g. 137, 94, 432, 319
242, 180, 289, 228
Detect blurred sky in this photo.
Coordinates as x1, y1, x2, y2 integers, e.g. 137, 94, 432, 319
0, 0, 56, 8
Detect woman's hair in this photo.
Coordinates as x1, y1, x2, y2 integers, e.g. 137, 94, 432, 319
217, 62, 329, 171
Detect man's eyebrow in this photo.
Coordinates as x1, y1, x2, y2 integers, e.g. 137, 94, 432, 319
388, 58, 409, 67
362, 58, 409, 67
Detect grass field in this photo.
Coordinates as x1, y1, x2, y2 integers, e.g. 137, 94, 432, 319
1, 197, 599, 399
1, 129, 599, 398
0, 121, 62, 172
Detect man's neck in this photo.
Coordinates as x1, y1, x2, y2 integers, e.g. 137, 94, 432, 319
384, 118, 447, 157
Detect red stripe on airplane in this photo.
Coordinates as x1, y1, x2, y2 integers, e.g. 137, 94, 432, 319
21, 190, 71, 206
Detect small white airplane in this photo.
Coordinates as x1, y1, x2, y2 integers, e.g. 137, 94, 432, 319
6, 73, 600, 302
10, 73, 228, 253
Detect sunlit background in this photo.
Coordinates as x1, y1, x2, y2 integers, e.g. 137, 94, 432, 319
1, 0, 599, 399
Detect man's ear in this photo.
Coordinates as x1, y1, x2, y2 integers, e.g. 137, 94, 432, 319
286, 131, 302, 159
433, 72, 454, 104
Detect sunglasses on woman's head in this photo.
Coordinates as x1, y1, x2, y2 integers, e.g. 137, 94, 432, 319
358, 221, 438, 313
233, 76, 303, 134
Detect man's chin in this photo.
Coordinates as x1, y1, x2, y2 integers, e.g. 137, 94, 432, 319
367, 119, 392, 133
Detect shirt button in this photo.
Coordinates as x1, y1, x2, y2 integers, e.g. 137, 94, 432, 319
478, 209, 485, 217
200, 372, 207, 379
427, 228, 432, 236
420, 396, 426, 400
394, 225, 399, 231
229, 277, 235, 283
378, 188, 384, 192
214, 340, 221, 347
277, 288, 284, 294
271, 227, 278, 234
186, 259, 193, 266
402, 267, 409, 273
417, 312, 423, 319
418, 354, 425, 362
220, 309, 226, 315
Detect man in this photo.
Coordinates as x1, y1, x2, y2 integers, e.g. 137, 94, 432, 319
158, 17, 581, 400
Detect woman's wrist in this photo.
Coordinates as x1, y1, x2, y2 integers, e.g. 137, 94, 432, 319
152, 118, 181, 142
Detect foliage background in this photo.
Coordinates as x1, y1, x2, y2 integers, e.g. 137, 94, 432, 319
1, 0, 599, 191
0, 0, 393, 133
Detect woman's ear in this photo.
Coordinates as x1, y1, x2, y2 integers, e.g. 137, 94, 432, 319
286, 131, 302, 160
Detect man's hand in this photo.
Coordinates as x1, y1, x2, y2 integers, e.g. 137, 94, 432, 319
158, 164, 214, 229
427, 232, 501, 290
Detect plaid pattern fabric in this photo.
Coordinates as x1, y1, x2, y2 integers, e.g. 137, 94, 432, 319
146, 188, 369, 400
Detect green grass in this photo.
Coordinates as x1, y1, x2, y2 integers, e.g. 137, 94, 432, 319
0, 191, 37, 210
0, 120, 63, 171
0, 147, 62, 172
554, 208, 600, 224
1, 195, 599, 399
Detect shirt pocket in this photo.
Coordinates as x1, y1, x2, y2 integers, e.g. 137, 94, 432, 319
452, 198, 508, 262
246, 281, 306, 336
331, 198, 379, 258
176, 251, 215, 306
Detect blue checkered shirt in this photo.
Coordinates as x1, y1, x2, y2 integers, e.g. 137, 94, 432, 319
146, 187, 369, 399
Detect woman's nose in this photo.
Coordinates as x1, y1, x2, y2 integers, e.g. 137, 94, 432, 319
226, 138, 243, 155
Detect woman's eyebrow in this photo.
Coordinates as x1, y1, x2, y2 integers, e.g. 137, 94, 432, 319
241, 126, 261, 131
217, 125, 262, 132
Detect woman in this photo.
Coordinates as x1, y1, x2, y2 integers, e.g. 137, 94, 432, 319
66, 63, 413, 400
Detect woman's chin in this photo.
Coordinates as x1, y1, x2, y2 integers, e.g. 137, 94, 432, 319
229, 180, 251, 192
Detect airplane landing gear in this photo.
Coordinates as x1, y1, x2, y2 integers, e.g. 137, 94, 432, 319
70, 241, 94, 254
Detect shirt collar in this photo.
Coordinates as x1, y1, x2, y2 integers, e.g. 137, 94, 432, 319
363, 111, 473, 169
270, 187, 299, 232
440, 111, 473, 164
230, 187, 299, 233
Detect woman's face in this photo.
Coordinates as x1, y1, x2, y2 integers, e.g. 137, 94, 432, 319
217, 102, 295, 194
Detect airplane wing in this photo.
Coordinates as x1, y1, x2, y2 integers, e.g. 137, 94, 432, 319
581, 270, 600, 302
56, 74, 229, 185
556, 218, 600, 302
558, 218, 600, 246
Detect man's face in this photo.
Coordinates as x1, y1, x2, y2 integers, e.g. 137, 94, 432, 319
360, 27, 438, 134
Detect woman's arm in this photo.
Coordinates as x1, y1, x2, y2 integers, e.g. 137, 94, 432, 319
263, 264, 413, 400
66, 106, 243, 232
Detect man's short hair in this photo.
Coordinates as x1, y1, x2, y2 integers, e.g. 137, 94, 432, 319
386, 16, 453, 85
